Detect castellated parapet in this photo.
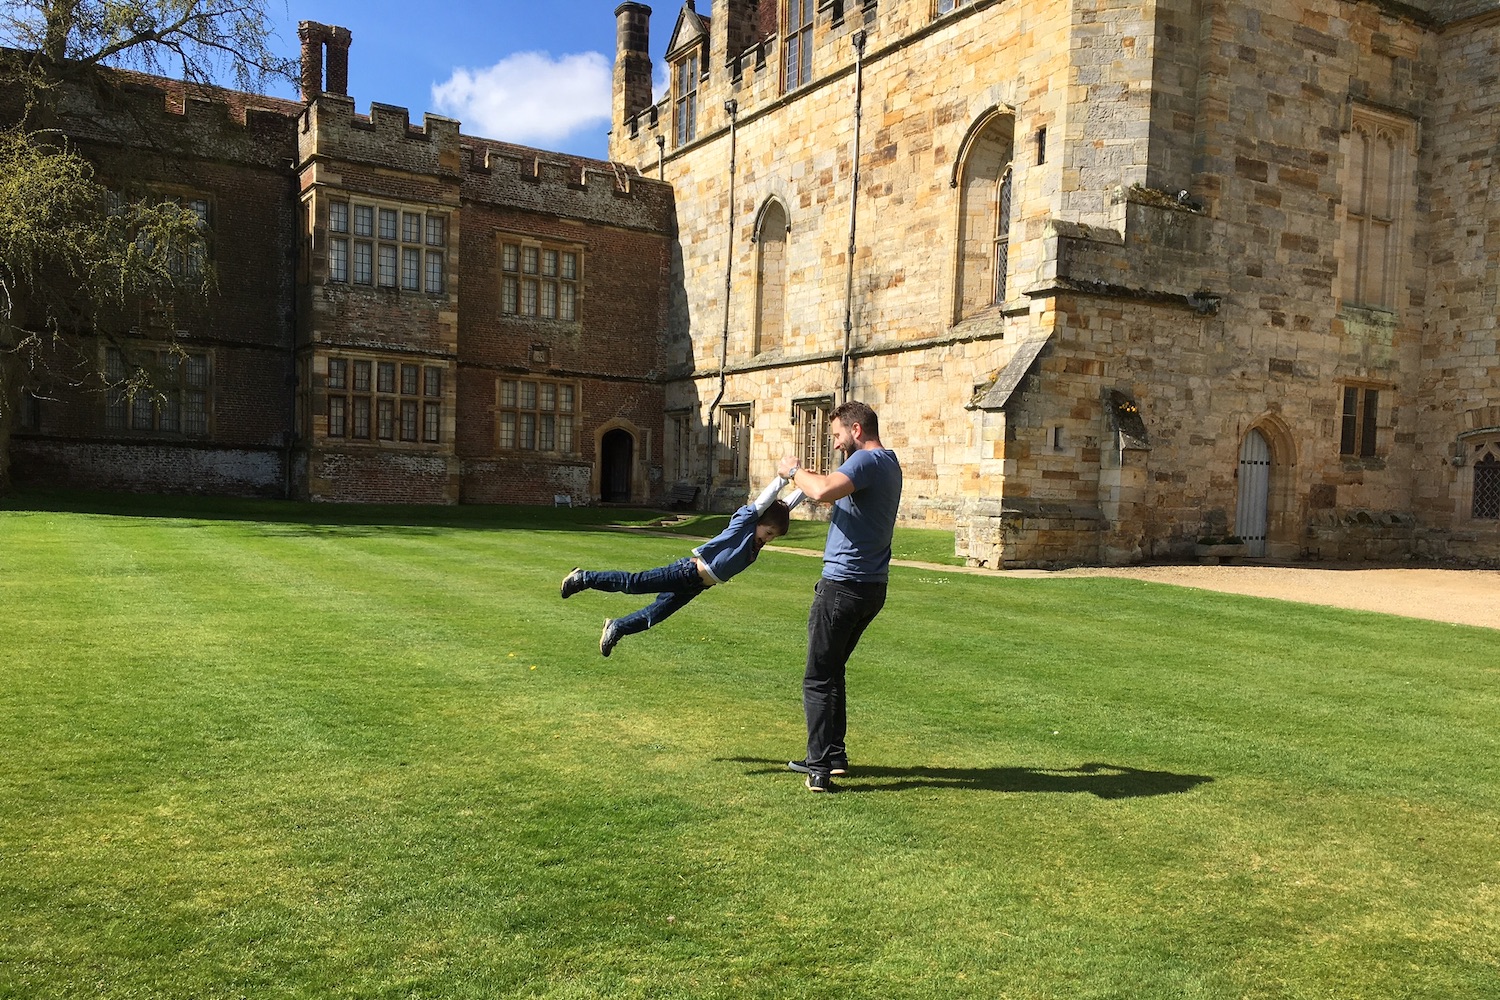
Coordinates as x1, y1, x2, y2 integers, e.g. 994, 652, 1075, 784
54, 72, 298, 169
297, 95, 463, 181
461, 142, 676, 234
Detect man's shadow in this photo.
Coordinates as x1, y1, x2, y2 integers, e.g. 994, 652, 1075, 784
722, 759, 1213, 798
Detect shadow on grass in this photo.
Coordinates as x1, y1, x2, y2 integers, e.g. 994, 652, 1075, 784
725, 759, 1213, 798
0, 488, 676, 535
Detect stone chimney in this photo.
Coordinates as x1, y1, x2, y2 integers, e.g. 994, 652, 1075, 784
613, 3, 654, 128
713, 0, 761, 72
298, 21, 353, 102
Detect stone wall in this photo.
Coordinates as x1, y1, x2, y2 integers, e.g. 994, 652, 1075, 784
612, 0, 1500, 565
1413, 12, 1500, 561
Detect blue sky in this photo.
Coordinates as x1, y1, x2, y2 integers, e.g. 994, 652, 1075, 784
263, 0, 682, 159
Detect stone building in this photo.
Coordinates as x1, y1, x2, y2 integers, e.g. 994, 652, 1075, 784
9, 23, 677, 507
608, 0, 1500, 566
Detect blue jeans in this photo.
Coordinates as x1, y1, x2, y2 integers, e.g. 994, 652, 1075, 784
804, 577, 887, 775
578, 557, 709, 639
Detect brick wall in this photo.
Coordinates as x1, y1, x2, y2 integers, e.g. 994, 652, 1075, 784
9, 73, 299, 497
455, 144, 675, 506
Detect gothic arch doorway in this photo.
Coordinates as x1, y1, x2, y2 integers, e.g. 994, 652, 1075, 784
1235, 428, 1271, 557
601, 429, 634, 503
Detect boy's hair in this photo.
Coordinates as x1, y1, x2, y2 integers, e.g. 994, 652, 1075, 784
758, 500, 791, 535
831, 400, 879, 440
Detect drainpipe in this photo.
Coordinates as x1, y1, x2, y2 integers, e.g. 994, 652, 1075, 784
840, 29, 867, 404
656, 134, 666, 180
705, 98, 739, 508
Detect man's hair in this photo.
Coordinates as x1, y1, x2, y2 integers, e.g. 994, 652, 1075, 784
831, 400, 879, 440
758, 500, 791, 534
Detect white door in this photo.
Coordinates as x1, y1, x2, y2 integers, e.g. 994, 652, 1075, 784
1236, 429, 1270, 557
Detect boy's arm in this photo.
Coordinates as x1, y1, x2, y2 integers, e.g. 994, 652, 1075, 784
784, 489, 806, 511
750, 475, 789, 516
776, 455, 856, 503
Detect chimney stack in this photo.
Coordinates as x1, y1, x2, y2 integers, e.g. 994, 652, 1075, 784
714, 0, 761, 72
325, 26, 353, 96
613, 3, 654, 127
298, 21, 325, 101
298, 21, 354, 102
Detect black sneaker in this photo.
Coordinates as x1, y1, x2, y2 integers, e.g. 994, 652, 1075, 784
788, 759, 848, 777
599, 619, 622, 657
561, 567, 586, 599
805, 771, 835, 793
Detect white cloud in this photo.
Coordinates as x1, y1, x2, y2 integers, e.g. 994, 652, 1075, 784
653, 62, 670, 104
431, 51, 612, 148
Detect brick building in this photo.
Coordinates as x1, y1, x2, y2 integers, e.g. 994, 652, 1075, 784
609, 0, 1500, 566
10, 22, 677, 507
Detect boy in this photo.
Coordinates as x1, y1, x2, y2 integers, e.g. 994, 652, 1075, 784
561, 475, 803, 656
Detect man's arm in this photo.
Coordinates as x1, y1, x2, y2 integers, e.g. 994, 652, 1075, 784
776, 455, 855, 503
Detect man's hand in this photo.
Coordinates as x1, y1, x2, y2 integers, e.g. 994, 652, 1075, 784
777, 455, 800, 478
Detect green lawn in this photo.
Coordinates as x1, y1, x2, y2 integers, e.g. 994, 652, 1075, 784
2, 494, 1497, 999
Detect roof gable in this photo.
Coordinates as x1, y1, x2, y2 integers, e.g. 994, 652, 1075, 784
665, 3, 710, 61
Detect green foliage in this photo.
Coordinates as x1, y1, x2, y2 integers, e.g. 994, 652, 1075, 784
0, 1, 293, 87
0, 0, 292, 490
2, 496, 1497, 999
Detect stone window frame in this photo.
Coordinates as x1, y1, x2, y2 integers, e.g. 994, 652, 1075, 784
145, 190, 213, 279
323, 351, 442, 445
951, 107, 1017, 323
993, 164, 1014, 305
103, 342, 213, 438
668, 408, 694, 482
936, 0, 978, 16
793, 395, 834, 474
124, 187, 212, 284
673, 48, 700, 148
17, 389, 42, 432
1338, 105, 1415, 314
323, 194, 448, 295
496, 377, 580, 455
784, 0, 816, 92
719, 403, 753, 483
1457, 429, 1500, 523
753, 197, 792, 355
1338, 383, 1384, 459
499, 233, 584, 324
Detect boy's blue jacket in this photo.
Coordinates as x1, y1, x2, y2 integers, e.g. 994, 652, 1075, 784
691, 476, 801, 584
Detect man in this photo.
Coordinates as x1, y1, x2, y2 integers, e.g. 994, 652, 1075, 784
777, 400, 902, 793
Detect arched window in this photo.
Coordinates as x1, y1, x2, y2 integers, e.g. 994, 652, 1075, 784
1340, 111, 1411, 311
994, 165, 1013, 306
754, 200, 789, 355
1472, 440, 1500, 520
955, 112, 1015, 321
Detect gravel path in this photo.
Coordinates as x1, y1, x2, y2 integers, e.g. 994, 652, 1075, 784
649, 529, 1499, 632
973, 563, 1500, 631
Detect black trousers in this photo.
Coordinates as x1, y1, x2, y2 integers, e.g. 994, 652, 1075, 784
803, 577, 887, 775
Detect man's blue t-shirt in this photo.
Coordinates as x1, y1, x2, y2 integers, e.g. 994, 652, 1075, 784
823, 447, 902, 583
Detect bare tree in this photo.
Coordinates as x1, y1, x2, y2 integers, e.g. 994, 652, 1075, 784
0, 0, 294, 491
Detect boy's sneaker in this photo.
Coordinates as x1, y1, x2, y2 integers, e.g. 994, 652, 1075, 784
560, 568, 586, 599
599, 619, 622, 657
788, 759, 848, 777
805, 771, 836, 793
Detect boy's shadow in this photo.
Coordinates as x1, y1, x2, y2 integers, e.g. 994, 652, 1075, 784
723, 759, 1213, 798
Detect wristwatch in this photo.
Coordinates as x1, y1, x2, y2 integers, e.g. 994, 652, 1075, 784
787, 464, 801, 478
